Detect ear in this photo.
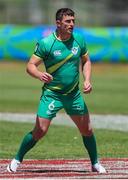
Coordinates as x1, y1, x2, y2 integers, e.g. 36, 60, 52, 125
56, 20, 61, 28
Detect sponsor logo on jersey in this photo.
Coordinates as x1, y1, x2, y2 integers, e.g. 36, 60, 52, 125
71, 47, 78, 55
53, 50, 61, 56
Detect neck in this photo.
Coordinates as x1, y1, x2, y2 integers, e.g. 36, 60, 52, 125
56, 29, 72, 41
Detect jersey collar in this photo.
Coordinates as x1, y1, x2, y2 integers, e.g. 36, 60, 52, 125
53, 31, 72, 42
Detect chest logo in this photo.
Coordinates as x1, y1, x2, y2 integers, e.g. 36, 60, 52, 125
71, 47, 78, 55
53, 50, 61, 56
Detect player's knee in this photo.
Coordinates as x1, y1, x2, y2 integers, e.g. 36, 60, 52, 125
33, 127, 48, 140
81, 128, 93, 136
85, 129, 93, 136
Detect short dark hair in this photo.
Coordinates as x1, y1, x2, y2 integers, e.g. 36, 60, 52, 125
56, 8, 75, 21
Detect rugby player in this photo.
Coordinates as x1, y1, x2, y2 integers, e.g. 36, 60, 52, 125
7, 8, 106, 173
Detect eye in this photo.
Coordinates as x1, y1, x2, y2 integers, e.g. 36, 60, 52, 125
66, 20, 71, 23
72, 19, 75, 23
66, 19, 75, 24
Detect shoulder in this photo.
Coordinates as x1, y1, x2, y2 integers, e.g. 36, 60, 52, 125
73, 32, 88, 55
72, 32, 85, 42
39, 33, 55, 45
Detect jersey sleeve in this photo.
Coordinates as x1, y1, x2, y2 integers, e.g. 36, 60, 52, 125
80, 37, 88, 56
34, 39, 46, 59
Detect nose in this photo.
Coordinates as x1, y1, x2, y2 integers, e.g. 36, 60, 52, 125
69, 20, 74, 27
70, 20, 74, 26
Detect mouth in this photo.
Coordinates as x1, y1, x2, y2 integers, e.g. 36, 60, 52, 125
68, 28, 73, 32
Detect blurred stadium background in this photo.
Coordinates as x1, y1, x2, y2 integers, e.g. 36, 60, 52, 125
0, 0, 128, 62
0, 0, 128, 162
0, 0, 128, 26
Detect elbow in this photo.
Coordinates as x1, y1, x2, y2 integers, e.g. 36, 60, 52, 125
26, 63, 30, 74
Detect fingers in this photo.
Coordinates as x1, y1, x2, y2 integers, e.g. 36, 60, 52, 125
83, 82, 92, 94
39, 72, 53, 83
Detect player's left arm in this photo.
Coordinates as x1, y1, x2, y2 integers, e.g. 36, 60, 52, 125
81, 53, 92, 94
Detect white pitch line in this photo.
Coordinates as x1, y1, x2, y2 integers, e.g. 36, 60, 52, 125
0, 112, 128, 132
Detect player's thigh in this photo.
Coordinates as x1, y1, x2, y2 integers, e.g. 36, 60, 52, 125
70, 114, 93, 136
63, 90, 88, 115
37, 89, 63, 120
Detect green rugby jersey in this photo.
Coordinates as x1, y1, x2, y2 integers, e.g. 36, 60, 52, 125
34, 31, 88, 94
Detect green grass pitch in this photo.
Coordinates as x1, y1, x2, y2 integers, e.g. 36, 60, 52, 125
0, 61, 128, 159
0, 121, 128, 159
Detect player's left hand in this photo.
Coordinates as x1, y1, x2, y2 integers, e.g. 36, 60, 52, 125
83, 81, 92, 94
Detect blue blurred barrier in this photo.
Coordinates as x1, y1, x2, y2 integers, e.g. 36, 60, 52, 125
0, 25, 128, 62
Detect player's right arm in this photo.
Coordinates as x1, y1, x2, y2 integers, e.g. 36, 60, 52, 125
26, 54, 53, 83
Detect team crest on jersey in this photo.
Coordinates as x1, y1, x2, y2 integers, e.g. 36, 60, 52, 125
53, 50, 61, 56
71, 47, 78, 55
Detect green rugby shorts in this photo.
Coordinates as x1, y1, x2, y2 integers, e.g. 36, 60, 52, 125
37, 88, 88, 120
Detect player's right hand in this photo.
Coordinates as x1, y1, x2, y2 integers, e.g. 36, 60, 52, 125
38, 72, 53, 83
